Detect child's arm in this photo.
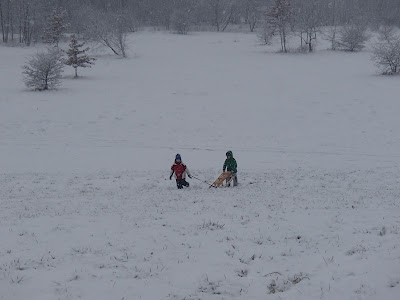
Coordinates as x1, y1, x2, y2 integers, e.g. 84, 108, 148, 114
185, 166, 192, 178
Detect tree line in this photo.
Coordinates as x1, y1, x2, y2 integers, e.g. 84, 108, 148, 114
1, 0, 400, 45
6, 0, 400, 89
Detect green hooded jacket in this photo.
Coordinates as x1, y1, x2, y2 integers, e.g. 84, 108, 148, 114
223, 151, 237, 173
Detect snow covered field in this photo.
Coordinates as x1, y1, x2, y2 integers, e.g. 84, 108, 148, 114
1, 32, 400, 299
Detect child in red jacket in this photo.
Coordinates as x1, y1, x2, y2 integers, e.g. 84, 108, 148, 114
170, 154, 192, 189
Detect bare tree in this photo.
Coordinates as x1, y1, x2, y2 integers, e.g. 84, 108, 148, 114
321, 0, 339, 50
84, 9, 129, 58
114, 14, 129, 58
64, 34, 96, 78
207, 0, 237, 32
0, 0, 11, 42
22, 48, 64, 90
293, 0, 322, 52
171, 8, 191, 35
170, 0, 196, 34
1, 0, 29, 44
266, 0, 292, 53
372, 26, 400, 75
20, 1, 35, 46
221, 2, 238, 31
243, 0, 266, 32
1, 0, 400, 49
149, 0, 174, 30
257, 17, 274, 45
257, 2, 275, 46
337, 22, 369, 51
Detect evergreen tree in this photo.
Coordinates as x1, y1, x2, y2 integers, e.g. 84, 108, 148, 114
42, 7, 69, 47
64, 34, 95, 78
266, 0, 292, 53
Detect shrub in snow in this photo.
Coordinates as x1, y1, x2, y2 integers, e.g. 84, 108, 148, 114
372, 27, 400, 75
337, 24, 369, 52
1, 258, 27, 284
239, 254, 258, 264
257, 19, 274, 45
345, 245, 367, 256
200, 220, 225, 230
22, 49, 64, 91
198, 276, 222, 295
322, 26, 339, 50
64, 34, 96, 78
293, 44, 310, 53
267, 272, 309, 294
236, 269, 249, 277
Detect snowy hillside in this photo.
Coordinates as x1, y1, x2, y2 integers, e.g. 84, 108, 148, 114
1, 32, 400, 300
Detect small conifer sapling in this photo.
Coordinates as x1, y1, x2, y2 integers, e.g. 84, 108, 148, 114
64, 34, 96, 78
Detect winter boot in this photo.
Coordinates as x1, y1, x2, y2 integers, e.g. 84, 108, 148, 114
176, 179, 183, 189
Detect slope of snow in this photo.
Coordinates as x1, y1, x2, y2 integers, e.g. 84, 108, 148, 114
1, 32, 400, 172
1, 32, 399, 299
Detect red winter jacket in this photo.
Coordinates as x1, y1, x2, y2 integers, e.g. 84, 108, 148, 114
170, 162, 191, 180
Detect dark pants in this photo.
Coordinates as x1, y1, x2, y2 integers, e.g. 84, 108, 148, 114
176, 179, 189, 189
227, 173, 238, 186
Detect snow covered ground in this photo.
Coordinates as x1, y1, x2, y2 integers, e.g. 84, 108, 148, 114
1, 32, 400, 299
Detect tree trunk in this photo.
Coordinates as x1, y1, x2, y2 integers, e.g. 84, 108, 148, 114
300, 32, 303, 47
19, 2, 22, 43
281, 29, 287, 53
249, 22, 255, 32
308, 33, 312, 52
4, 0, 10, 43
221, 7, 234, 32
0, 1, 5, 42
214, 0, 220, 31
331, 28, 336, 50
10, 2, 13, 41
74, 67, 78, 78
23, 5, 31, 45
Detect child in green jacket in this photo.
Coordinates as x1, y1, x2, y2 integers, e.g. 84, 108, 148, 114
223, 150, 238, 186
